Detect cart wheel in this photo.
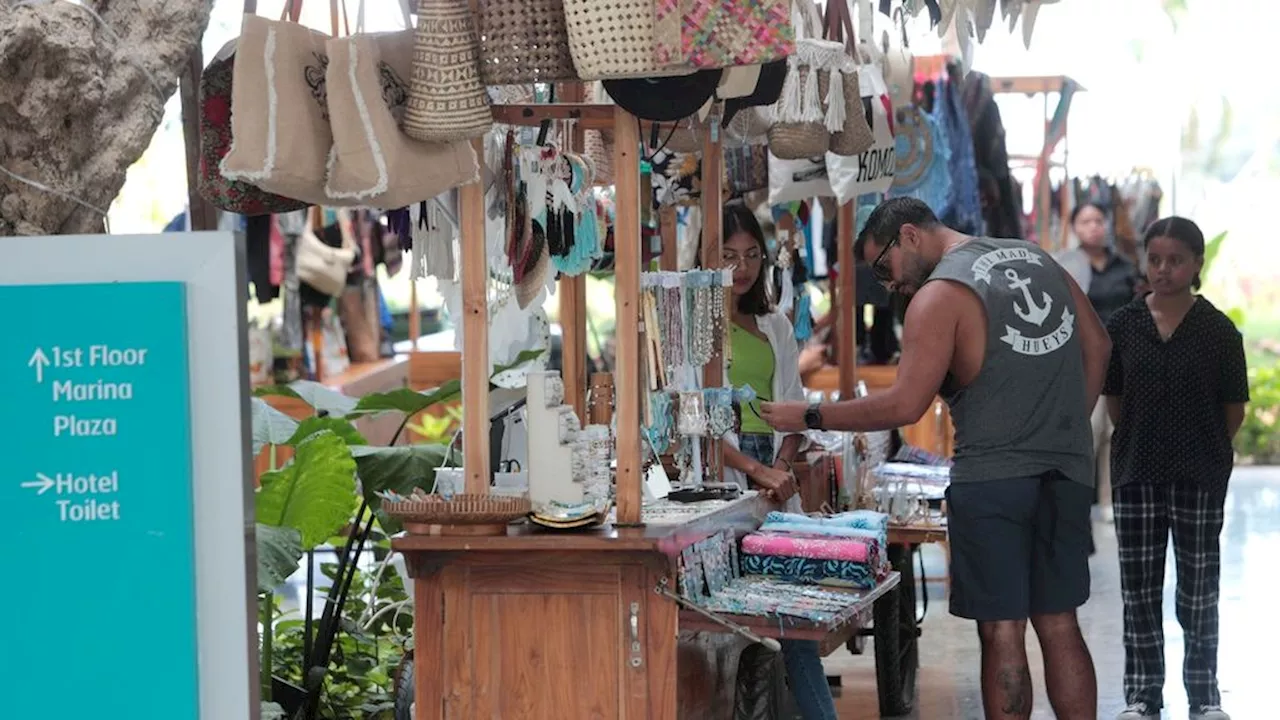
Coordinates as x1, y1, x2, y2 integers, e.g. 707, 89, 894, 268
394, 651, 414, 720
733, 642, 795, 720
875, 545, 919, 716
846, 632, 867, 655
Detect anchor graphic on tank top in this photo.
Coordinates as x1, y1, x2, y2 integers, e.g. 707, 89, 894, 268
969, 247, 1075, 357
1004, 268, 1052, 326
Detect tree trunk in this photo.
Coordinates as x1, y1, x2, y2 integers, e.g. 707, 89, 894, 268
0, 0, 213, 236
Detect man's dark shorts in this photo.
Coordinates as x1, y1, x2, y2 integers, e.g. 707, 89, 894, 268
946, 472, 1092, 621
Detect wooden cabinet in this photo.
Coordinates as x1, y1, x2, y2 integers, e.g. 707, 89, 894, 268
407, 555, 670, 719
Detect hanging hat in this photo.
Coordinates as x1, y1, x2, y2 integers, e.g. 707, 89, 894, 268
602, 70, 723, 122
721, 59, 787, 125
515, 223, 551, 309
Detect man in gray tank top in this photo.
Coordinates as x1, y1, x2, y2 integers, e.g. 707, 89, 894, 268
761, 198, 1112, 720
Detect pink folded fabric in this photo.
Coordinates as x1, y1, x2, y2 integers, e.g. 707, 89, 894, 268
741, 533, 871, 563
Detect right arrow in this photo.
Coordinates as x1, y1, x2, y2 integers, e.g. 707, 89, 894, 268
28, 348, 49, 384
20, 473, 54, 495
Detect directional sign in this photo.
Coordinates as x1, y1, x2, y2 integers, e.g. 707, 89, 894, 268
3, 282, 198, 718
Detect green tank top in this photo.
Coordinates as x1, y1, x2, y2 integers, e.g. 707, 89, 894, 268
728, 323, 774, 435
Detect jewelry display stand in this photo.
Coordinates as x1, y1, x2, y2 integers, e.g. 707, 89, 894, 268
525, 370, 586, 507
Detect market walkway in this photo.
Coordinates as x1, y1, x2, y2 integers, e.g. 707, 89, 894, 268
827, 465, 1278, 719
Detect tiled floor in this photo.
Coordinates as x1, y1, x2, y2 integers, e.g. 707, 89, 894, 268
826, 466, 1279, 719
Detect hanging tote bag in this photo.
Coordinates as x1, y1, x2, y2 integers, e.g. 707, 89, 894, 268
677, 0, 795, 70
826, 60, 897, 205
324, 3, 480, 208
562, 0, 694, 80
823, 0, 875, 157
198, 26, 309, 215
403, 0, 493, 142
220, 1, 345, 206
296, 227, 356, 297
767, 0, 850, 160
476, 0, 578, 84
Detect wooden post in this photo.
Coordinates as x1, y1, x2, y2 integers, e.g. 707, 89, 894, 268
700, 119, 725, 481
700, 121, 724, 390
408, 281, 420, 351
179, 46, 217, 232
613, 108, 643, 526
837, 202, 856, 399
659, 205, 678, 271
460, 138, 490, 495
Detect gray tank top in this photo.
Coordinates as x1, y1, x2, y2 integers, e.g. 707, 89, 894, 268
925, 238, 1093, 487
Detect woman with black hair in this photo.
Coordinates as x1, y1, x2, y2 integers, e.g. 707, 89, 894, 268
1057, 201, 1140, 519
1104, 217, 1249, 720
717, 202, 838, 720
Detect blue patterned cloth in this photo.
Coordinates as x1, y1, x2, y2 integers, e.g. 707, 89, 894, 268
934, 79, 985, 235
740, 554, 878, 589
889, 107, 953, 215
765, 509, 889, 532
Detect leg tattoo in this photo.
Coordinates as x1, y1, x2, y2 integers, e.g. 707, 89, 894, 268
998, 665, 1033, 715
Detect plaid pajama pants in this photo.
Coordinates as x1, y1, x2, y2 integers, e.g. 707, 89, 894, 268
1113, 481, 1227, 710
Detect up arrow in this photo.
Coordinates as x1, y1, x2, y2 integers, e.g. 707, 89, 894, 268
21, 473, 55, 495
28, 348, 49, 384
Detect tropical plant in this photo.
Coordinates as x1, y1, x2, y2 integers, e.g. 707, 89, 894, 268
1238, 365, 1280, 464
250, 349, 544, 719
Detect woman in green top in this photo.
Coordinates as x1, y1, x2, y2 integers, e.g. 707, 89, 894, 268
719, 202, 836, 720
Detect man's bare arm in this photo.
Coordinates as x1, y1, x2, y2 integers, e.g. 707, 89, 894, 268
1062, 269, 1112, 411
819, 282, 958, 432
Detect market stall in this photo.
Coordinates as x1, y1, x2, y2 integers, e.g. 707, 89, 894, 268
178, 0, 1064, 717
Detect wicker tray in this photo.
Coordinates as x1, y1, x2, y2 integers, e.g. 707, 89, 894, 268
385, 494, 531, 536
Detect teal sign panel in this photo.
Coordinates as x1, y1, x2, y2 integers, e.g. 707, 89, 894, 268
1, 282, 198, 719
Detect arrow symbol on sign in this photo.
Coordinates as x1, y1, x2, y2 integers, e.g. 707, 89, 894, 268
21, 473, 55, 495
28, 348, 49, 384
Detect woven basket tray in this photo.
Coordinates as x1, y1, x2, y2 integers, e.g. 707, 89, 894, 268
384, 494, 531, 526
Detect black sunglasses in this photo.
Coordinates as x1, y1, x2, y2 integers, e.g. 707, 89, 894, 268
870, 235, 900, 285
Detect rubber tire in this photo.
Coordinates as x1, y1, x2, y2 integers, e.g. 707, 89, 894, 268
875, 544, 918, 716
394, 653, 415, 720
733, 642, 797, 720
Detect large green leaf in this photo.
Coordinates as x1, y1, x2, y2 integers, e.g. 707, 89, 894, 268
253, 384, 303, 401
351, 444, 447, 505
256, 523, 304, 594
251, 397, 299, 456
1202, 230, 1227, 279
261, 702, 286, 720
288, 380, 359, 417
287, 416, 367, 447
493, 348, 546, 377
348, 381, 461, 418
255, 381, 358, 417
257, 431, 359, 549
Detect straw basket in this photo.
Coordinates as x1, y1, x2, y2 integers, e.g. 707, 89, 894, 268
384, 494, 532, 536
476, 0, 578, 85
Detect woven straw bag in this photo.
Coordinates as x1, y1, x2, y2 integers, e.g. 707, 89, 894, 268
477, 0, 578, 85
584, 129, 613, 186
825, 0, 874, 156
563, 0, 689, 80
404, 0, 493, 141
768, 1, 853, 160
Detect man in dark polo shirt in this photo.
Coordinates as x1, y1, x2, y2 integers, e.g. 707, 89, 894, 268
761, 198, 1112, 719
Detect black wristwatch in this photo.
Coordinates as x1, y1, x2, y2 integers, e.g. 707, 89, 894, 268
803, 401, 823, 430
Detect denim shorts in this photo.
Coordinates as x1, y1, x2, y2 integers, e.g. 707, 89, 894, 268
738, 433, 775, 467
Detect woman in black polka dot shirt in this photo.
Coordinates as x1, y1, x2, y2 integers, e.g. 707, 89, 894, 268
1103, 217, 1249, 720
